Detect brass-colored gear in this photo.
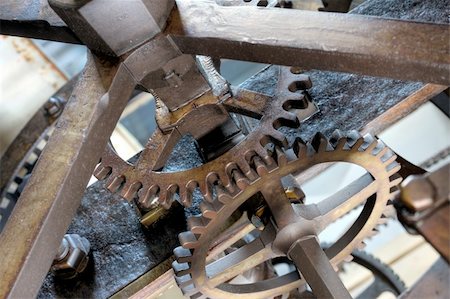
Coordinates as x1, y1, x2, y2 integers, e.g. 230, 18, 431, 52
94, 67, 312, 209
172, 131, 402, 299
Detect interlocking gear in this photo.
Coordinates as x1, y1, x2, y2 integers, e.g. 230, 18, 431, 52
172, 131, 401, 298
94, 66, 313, 210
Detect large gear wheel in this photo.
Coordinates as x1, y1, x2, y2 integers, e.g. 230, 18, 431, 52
172, 131, 402, 298
94, 66, 313, 210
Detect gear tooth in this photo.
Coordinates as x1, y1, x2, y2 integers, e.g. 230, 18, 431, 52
311, 132, 331, 152
383, 153, 397, 167
366, 229, 379, 238
346, 130, 360, 146
178, 283, 197, 297
376, 146, 389, 159
361, 134, 378, 152
357, 242, 366, 250
198, 181, 208, 200
377, 216, 389, 226
179, 185, 192, 207
93, 165, 112, 180
120, 181, 142, 201
172, 260, 191, 277
361, 133, 375, 146
202, 181, 214, 203
389, 173, 403, 188
274, 146, 288, 166
278, 110, 300, 126
217, 185, 233, 204
106, 175, 125, 193
232, 168, 251, 190
382, 204, 397, 220
268, 129, 289, 147
200, 200, 223, 219
344, 255, 354, 263
179, 231, 199, 249
255, 143, 270, 160
370, 139, 386, 156
330, 129, 344, 146
238, 158, 258, 181
387, 162, 401, 176
157, 188, 170, 208
187, 215, 209, 235
218, 170, 232, 192
293, 137, 307, 157
138, 185, 159, 209
252, 155, 269, 176
174, 246, 192, 264
174, 274, 193, 288
350, 136, 365, 151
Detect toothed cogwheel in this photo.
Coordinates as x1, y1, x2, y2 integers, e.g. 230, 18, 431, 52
172, 131, 402, 299
94, 67, 312, 210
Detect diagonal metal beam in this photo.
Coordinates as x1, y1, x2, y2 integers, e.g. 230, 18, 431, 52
0, 54, 134, 298
168, 0, 450, 85
0, 0, 81, 43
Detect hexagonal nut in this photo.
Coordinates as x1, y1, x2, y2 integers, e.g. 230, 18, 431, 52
52, 234, 90, 279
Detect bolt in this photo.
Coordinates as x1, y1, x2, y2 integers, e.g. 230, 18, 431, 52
44, 96, 65, 118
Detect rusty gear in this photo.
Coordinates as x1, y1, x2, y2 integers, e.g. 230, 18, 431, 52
172, 131, 401, 299
94, 67, 312, 209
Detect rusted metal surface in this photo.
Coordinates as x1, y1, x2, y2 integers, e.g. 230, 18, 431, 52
398, 164, 450, 262
289, 236, 352, 299
172, 132, 401, 298
0, 0, 448, 297
0, 55, 129, 298
0, 0, 80, 43
95, 66, 313, 209
168, 0, 449, 85
48, 0, 173, 56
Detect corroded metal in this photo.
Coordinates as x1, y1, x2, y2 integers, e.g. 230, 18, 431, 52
398, 164, 450, 262
168, 0, 450, 85
0, 54, 127, 298
95, 66, 312, 209
172, 132, 401, 298
0, 0, 448, 297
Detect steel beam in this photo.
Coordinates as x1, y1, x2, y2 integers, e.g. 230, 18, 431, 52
0, 0, 80, 43
0, 54, 134, 298
288, 236, 352, 299
168, 0, 450, 85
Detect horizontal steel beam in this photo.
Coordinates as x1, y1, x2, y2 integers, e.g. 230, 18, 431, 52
168, 0, 450, 85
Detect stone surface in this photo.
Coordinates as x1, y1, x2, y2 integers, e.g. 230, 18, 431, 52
38, 184, 186, 298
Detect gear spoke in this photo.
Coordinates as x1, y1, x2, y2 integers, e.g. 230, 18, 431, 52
172, 131, 401, 298
207, 240, 273, 287
135, 128, 181, 171
288, 236, 352, 299
261, 180, 297, 229
223, 89, 270, 119
207, 213, 257, 263
314, 173, 378, 232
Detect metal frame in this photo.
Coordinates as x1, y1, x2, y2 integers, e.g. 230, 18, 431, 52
0, 0, 448, 298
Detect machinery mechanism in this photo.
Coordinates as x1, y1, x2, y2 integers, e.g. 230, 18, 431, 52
0, 0, 449, 298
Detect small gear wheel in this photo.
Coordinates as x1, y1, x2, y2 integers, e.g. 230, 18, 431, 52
94, 66, 313, 210
172, 131, 402, 299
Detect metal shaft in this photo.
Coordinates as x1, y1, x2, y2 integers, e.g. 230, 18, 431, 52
288, 236, 352, 299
